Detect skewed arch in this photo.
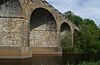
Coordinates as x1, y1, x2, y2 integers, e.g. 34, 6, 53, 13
73, 29, 80, 47
60, 22, 72, 48
0, 0, 23, 16
30, 8, 57, 31
29, 8, 58, 47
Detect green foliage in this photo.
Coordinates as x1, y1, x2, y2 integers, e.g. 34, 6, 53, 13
61, 32, 73, 52
78, 61, 100, 65
63, 11, 74, 21
62, 11, 100, 54
63, 11, 83, 26
79, 19, 100, 53
63, 47, 74, 52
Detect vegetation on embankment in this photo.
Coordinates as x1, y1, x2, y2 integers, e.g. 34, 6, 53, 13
78, 61, 100, 65
62, 11, 100, 54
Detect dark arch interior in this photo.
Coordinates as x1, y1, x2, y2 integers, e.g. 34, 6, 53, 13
60, 22, 71, 32
60, 22, 71, 38
60, 22, 72, 48
0, 0, 19, 6
30, 8, 57, 47
0, 0, 10, 5
30, 8, 56, 31
0, 0, 22, 16
73, 29, 80, 46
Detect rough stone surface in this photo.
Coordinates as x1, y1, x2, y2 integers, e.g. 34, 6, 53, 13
0, 0, 79, 57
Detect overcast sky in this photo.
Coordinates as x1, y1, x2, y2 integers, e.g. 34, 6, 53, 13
46, 0, 100, 26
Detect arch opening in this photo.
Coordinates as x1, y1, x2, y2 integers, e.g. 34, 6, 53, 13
30, 8, 58, 47
0, 0, 22, 16
73, 29, 80, 47
60, 22, 72, 49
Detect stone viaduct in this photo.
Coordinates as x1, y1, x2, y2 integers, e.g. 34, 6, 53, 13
0, 0, 79, 59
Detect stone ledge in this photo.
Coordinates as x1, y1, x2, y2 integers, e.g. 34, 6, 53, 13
0, 47, 32, 59
31, 47, 62, 54
0, 56, 32, 59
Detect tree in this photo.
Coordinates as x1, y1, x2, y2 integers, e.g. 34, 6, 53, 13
63, 11, 100, 53
78, 19, 100, 53
63, 11, 83, 27
63, 11, 74, 21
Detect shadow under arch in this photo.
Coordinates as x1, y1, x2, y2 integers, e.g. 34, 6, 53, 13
29, 8, 62, 65
29, 8, 58, 49
0, 0, 23, 16
73, 29, 80, 47
60, 22, 72, 50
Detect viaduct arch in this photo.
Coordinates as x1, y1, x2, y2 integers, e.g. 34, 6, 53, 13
60, 22, 72, 48
0, 0, 79, 59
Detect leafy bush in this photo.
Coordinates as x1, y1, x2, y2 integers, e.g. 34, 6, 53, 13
63, 11, 100, 54
79, 61, 100, 65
